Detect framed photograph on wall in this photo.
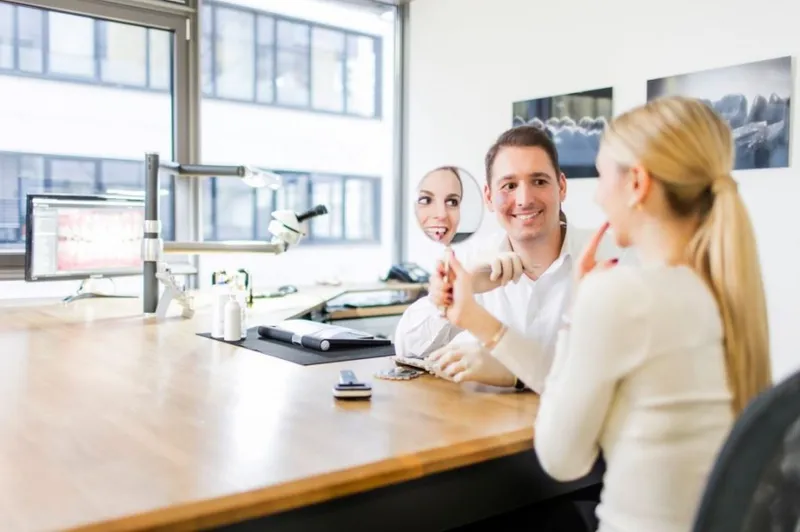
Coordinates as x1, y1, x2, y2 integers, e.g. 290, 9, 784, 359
648, 56, 792, 170
512, 87, 613, 178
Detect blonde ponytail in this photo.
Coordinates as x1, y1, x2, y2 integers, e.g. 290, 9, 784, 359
686, 176, 771, 414
602, 96, 772, 416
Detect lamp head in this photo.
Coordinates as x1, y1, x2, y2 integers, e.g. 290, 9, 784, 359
242, 166, 282, 189
268, 204, 329, 247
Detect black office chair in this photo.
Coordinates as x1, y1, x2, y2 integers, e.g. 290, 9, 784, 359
692, 369, 800, 532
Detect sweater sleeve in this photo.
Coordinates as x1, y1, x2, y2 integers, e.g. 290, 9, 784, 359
533, 268, 652, 481
490, 325, 554, 394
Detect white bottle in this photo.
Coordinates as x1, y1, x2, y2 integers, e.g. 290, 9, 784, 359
211, 283, 229, 339
238, 291, 248, 339
223, 296, 242, 342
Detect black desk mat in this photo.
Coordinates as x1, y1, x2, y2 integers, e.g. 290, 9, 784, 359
197, 327, 395, 366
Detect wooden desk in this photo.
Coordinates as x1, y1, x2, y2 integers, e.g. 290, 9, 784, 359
0, 284, 599, 532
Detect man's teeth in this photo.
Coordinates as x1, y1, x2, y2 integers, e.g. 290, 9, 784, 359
515, 211, 541, 220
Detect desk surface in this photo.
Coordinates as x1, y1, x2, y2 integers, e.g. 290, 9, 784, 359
0, 283, 538, 532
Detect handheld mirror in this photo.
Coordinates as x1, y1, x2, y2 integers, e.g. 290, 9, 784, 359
413, 166, 484, 313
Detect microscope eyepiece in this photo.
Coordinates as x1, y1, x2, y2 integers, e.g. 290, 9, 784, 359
296, 204, 328, 223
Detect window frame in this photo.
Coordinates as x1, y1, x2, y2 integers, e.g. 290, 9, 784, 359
197, 0, 383, 118
0, 0, 191, 278
0, 149, 177, 249
0, 0, 382, 118
0, 0, 408, 281
202, 171, 381, 245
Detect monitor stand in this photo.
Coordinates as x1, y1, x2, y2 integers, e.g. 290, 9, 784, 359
62, 277, 138, 304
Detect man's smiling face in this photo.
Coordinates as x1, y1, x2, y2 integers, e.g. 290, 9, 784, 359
484, 145, 567, 243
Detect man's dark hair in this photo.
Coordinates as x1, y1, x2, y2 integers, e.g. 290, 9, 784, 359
484, 125, 561, 184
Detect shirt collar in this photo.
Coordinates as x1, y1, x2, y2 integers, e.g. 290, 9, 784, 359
498, 221, 580, 272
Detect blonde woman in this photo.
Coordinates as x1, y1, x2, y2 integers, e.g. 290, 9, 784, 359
431, 96, 772, 532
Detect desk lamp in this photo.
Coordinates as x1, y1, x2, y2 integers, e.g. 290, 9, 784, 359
142, 152, 328, 318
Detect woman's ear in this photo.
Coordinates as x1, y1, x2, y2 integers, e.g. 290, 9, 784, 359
627, 165, 652, 207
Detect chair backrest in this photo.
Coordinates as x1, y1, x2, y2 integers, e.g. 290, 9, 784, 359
692, 368, 800, 532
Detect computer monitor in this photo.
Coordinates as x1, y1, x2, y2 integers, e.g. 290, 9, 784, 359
24, 193, 144, 282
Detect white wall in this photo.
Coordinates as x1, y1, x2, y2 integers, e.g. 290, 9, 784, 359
405, 0, 800, 381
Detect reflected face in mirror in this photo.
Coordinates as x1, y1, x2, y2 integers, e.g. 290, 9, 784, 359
415, 167, 463, 244
414, 166, 484, 246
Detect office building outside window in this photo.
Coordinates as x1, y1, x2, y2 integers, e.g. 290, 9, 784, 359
199, 0, 395, 286
0, 1, 175, 255
0, 0, 397, 289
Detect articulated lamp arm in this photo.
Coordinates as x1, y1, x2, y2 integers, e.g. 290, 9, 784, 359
141, 152, 329, 315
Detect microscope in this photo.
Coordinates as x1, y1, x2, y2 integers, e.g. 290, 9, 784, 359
141, 152, 329, 319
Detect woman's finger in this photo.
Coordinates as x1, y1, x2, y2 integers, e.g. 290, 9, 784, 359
597, 258, 619, 271
579, 221, 610, 266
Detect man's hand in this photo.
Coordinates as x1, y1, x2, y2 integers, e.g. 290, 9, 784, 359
428, 342, 516, 387
471, 251, 525, 294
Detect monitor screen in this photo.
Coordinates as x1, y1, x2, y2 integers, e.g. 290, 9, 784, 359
24, 194, 145, 282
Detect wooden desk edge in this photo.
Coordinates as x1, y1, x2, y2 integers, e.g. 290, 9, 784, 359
68, 429, 534, 532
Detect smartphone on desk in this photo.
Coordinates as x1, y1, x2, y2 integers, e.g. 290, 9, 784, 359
333, 370, 372, 400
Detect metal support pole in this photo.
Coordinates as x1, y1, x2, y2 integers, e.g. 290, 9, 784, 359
143, 152, 162, 314
178, 164, 247, 177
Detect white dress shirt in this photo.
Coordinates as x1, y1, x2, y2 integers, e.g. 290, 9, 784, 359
393, 223, 620, 393
493, 263, 734, 532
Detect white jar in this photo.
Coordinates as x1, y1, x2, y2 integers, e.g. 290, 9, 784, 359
223, 296, 242, 342
211, 284, 229, 339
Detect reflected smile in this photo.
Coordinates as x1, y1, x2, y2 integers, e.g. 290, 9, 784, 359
424, 226, 450, 241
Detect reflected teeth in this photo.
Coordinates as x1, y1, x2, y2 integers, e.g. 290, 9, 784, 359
425, 227, 449, 240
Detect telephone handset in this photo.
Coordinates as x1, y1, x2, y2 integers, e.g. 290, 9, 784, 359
382, 262, 430, 284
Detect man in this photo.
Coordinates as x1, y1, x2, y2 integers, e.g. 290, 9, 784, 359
394, 124, 621, 392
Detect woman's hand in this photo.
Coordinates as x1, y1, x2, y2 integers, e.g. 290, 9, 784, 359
431, 249, 480, 329
574, 221, 618, 286
428, 259, 452, 309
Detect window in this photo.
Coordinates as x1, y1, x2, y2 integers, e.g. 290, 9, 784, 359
0, 1, 176, 254
197, 1, 380, 117
276, 20, 310, 107
310, 175, 343, 239
100, 21, 147, 87
199, 0, 395, 288
0, 3, 12, 69
0, 3, 171, 90
201, 4, 214, 95
344, 178, 378, 240
0, 151, 175, 250
17, 6, 44, 73
311, 28, 345, 112
49, 158, 97, 194
214, 6, 255, 101
346, 35, 377, 116
48, 12, 95, 78
1, 1, 381, 118
255, 15, 274, 104
202, 173, 379, 243
148, 30, 171, 90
